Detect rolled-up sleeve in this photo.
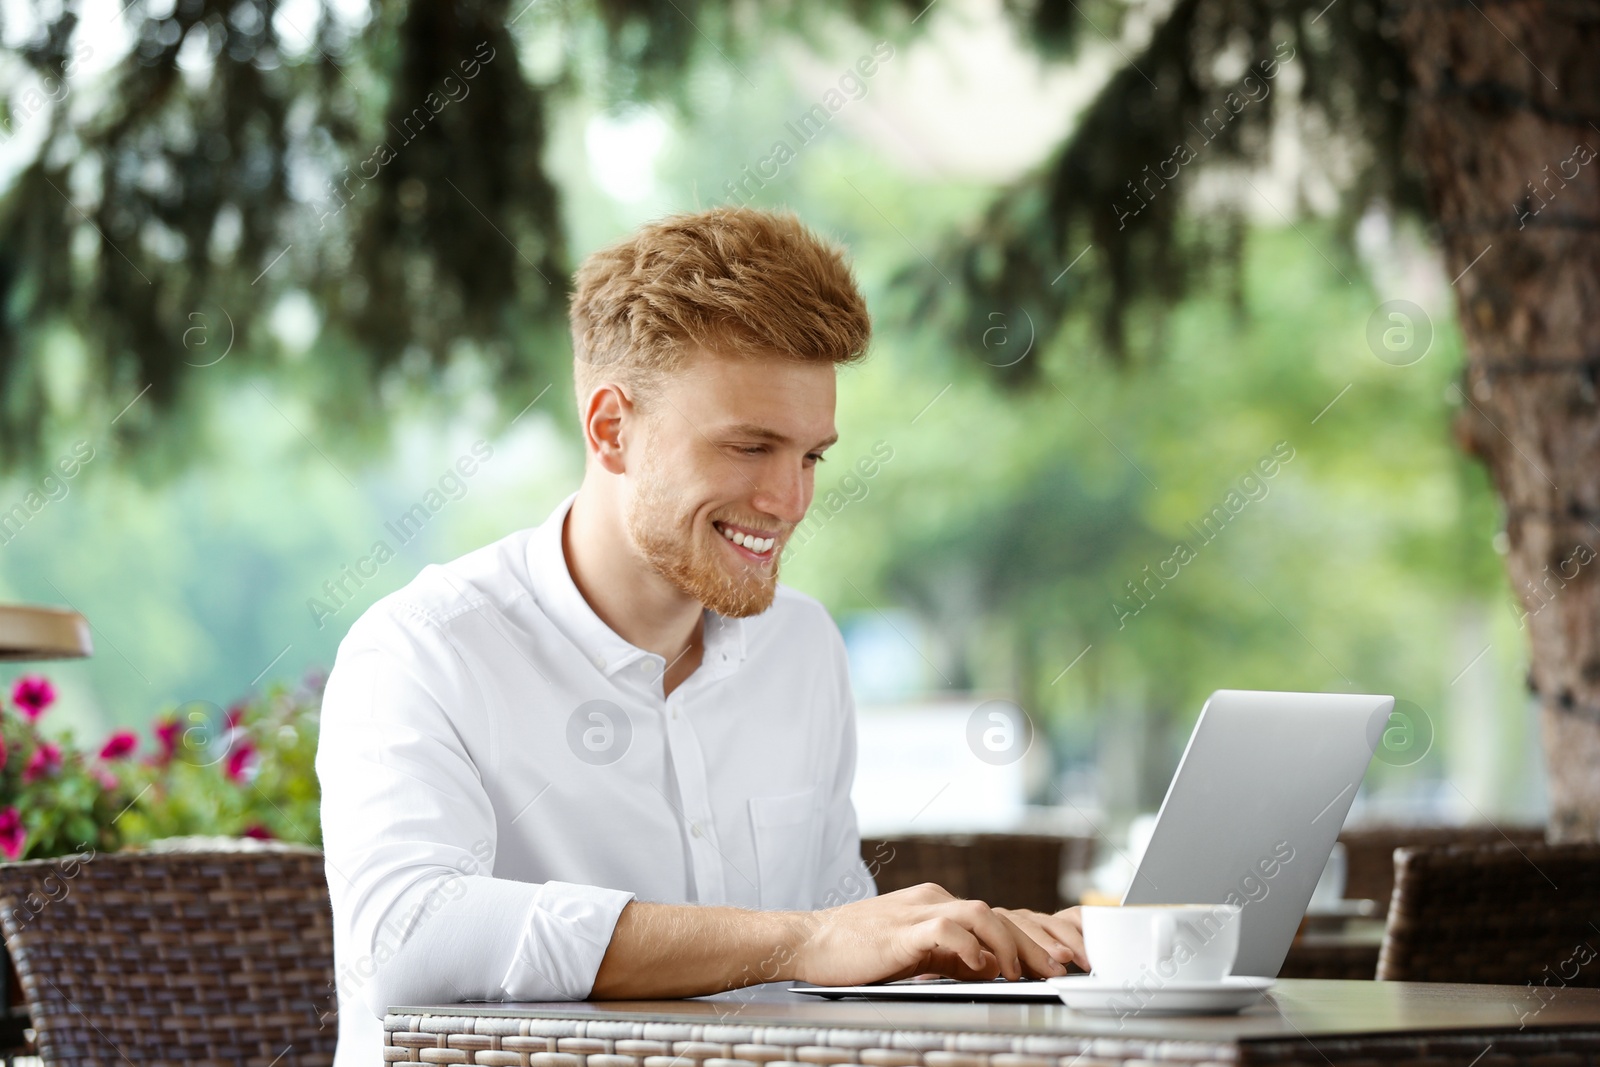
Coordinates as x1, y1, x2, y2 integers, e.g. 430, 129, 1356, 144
316, 602, 635, 1022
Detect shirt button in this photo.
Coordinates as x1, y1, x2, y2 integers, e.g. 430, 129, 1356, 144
593, 654, 606, 669
691, 822, 703, 838
671, 708, 679, 720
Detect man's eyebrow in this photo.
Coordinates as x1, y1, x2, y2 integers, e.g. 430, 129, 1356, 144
725, 424, 839, 450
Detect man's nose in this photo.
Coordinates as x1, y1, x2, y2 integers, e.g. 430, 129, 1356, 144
754, 461, 809, 526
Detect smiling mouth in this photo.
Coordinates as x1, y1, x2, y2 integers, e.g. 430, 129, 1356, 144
713, 520, 778, 560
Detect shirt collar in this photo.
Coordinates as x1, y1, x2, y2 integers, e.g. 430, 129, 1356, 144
525, 492, 748, 682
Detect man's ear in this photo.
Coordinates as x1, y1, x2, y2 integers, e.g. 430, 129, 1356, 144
583, 382, 633, 475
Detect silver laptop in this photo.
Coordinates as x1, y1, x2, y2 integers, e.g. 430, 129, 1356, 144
792, 688, 1394, 1000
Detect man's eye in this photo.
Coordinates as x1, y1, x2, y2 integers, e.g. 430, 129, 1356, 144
805, 453, 825, 465
738, 446, 766, 456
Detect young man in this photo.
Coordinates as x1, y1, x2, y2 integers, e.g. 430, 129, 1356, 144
316, 207, 1086, 1065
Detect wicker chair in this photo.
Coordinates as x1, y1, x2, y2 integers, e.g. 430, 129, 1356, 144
1338, 823, 1546, 913
0, 842, 337, 1065
861, 833, 1092, 913
1376, 840, 1600, 985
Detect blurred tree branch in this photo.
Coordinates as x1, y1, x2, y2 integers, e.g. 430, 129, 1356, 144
0, 0, 917, 472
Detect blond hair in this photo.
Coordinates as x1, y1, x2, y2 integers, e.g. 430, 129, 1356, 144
569, 207, 871, 412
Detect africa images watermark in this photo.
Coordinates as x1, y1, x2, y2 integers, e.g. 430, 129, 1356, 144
2, 843, 97, 933
783, 439, 895, 556
1106, 841, 1293, 1025
307, 440, 495, 629
1518, 938, 1598, 1028
332, 836, 495, 1004
1515, 140, 1596, 230
723, 41, 895, 206
1113, 440, 1296, 629
0, 42, 93, 142
1111, 41, 1297, 230
309, 40, 497, 229
1510, 539, 1596, 631
0, 440, 97, 549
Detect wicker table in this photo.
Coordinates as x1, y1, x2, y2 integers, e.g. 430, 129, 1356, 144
386, 978, 1600, 1066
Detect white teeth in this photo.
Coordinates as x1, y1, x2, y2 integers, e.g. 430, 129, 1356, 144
716, 523, 774, 554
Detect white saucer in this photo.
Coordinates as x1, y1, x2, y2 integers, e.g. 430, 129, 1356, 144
1045, 975, 1275, 1015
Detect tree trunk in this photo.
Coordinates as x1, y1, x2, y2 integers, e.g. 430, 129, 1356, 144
1392, 0, 1600, 841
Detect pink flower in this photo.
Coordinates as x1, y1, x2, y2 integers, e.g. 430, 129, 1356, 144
11, 675, 56, 721
225, 702, 247, 729
152, 716, 179, 765
223, 738, 257, 782
92, 767, 120, 791
0, 807, 25, 861
99, 730, 138, 761
0, 735, 7, 773
22, 742, 61, 783
241, 824, 274, 840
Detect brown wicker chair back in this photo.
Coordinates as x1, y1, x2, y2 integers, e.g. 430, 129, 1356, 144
1338, 823, 1546, 912
861, 833, 1092, 913
0, 844, 337, 1065
1376, 840, 1600, 985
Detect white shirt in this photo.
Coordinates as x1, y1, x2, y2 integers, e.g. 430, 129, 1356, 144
316, 491, 875, 1067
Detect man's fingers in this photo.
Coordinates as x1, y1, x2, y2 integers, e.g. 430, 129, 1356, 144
1013, 910, 1083, 950
1036, 909, 1089, 968
1025, 918, 1086, 967
944, 901, 1021, 981
1002, 911, 1067, 953
996, 908, 1088, 970
993, 911, 1071, 978
917, 915, 994, 973
953, 901, 1064, 981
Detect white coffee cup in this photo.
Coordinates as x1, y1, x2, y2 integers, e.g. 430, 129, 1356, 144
1080, 904, 1242, 984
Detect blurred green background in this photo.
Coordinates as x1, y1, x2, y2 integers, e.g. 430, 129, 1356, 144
0, 0, 1541, 829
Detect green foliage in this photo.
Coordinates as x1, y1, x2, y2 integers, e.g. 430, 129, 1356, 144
2, 747, 131, 858
118, 673, 325, 847
913, 0, 1425, 370
0, 0, 934, 473
0, 0, 577, 472
778, 181, 1520, 801
0, 678, 137, 858
0, 0, 1540, 821
1, 0, 1428, 467
0, 670, 323, 860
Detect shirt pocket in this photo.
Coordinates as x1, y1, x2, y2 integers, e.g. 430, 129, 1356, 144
748, 785, 823, 910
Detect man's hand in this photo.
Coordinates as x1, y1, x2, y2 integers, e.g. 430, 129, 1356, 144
992, 905, 1088, 972
792, 883, 1081, 985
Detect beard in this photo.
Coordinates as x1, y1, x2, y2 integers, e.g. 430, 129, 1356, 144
625, 449, 784, 619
